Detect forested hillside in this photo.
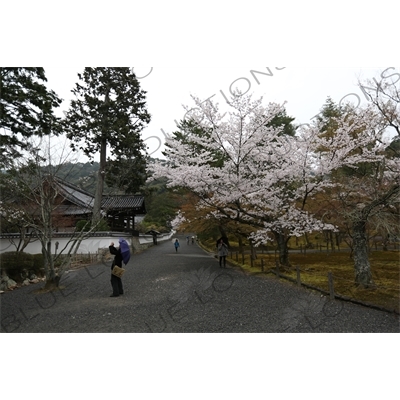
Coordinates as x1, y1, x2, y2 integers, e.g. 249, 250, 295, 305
56, 162, 101, 194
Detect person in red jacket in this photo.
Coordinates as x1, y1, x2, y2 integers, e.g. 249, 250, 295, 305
109, 242, 124, 298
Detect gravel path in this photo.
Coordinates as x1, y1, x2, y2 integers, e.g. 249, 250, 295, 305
1, 235, 399, 333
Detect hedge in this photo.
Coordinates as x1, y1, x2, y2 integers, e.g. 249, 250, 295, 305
0, 252, 44, 282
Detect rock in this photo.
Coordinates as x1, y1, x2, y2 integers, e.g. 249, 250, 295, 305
29, 274, 38, 280
22, 279, 31, 286
21, 269, 29, 280
8, 279, 17, 289
0, 278, 18, 290
30, 279, 40, 284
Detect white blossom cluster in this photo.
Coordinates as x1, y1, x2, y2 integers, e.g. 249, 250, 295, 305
0, 201, 29, 226
171, 211, 187, 230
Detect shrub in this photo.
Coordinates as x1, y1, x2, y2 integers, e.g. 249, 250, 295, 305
76, 220, 91, 232
32, 254, 45, 277
0, 252, 45, 282
0, 252, 33, 282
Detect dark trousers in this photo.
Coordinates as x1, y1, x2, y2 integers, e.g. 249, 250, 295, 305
111, 274, 124, 296
219, 256, 227, 267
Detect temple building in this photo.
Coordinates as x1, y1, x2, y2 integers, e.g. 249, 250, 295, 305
45, 178, 146, 233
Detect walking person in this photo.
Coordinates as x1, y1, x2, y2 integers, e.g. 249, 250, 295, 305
174, 239, 180, 253
217, 238, 229, 268
109, 241, 124, 297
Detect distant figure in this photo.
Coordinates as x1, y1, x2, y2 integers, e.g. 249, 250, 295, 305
174, 239, 180, 253
192, 236, 195, 245
216, 237, 229, 248
217, 238, 229, 268
186, 236, 190, 245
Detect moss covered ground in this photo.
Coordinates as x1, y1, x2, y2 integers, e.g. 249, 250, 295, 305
202, 239, 399, 313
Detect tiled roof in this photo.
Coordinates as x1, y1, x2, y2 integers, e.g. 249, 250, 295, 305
55, 178, 94, 208
102, 196, 146, 212
54, 178, 146, 214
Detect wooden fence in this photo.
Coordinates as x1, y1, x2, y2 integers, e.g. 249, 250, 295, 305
226, 249, 400, 316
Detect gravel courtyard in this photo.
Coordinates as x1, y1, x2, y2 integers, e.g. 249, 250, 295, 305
1, 236, 399, 333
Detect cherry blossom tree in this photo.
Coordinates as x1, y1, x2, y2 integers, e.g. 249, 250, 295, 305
151, 88, 398, 281
150, 93, 338, 267
361, 69, 399, 137
0, 202, 33, 252
305, 94, 399, 286
309, 75, 400, 287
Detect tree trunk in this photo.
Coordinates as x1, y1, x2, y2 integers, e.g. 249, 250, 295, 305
237, 235, 244, 254
43, 240, 61, 290
329, 231, 335, 252
92, 136, 107, 227
304, 232, 311, 248
44, 275, 61, 290
353, 219, 373, 287
383, 235, 389, 252
250, 240, 257, 260
92, 89, 110, 227
335, 232, 341, 248
274, 231, 291, 268
352, 185, 399, 286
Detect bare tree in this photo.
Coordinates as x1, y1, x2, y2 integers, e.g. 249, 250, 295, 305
361, 68, 400, 137
1, 136, 103, 289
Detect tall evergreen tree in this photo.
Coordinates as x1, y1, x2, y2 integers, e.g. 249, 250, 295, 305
63, 68, 151, 225
268, 109, 296, 137
0, 67, 62, 168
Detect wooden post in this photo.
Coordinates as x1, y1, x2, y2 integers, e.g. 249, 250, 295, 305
328, 272, 335, 301
276, 261, 280, 278
261, 259, 264, 272
296, 266, 301, 287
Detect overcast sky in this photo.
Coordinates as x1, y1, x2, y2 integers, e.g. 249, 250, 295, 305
44, 67, 398, 160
